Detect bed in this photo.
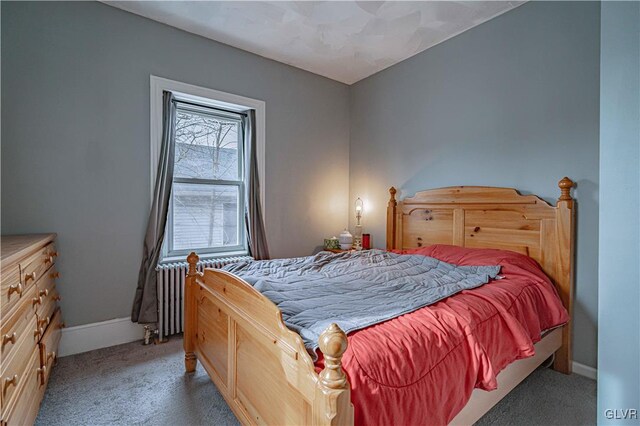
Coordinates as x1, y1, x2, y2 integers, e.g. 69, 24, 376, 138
183, 178, 575, 426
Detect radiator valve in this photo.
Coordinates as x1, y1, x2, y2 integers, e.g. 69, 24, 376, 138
143, 325, 156, 345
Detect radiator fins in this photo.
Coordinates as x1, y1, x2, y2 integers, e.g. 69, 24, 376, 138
156, 256, 252, 340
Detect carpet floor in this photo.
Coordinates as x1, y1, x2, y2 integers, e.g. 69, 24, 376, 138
36, 337, 596, 426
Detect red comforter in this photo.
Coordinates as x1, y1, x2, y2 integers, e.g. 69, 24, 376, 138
315, 245, 569, 426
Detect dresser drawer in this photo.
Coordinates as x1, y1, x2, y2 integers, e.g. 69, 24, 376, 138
0, 315, 38, 419
39, 309, 62, 386
3, 348, 43, 426
1, 234, 59, 425
20, 243, 57, 289
1, 285, 39, 362
36, 268, 59, 303
36, 271, 60, 332
1, 264, 24, 318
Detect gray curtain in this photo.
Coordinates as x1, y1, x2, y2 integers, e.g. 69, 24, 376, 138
244, 110, 270, 260
132, 91, 176, 324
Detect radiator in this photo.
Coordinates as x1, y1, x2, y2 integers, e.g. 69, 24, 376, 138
156, 256, 252, 340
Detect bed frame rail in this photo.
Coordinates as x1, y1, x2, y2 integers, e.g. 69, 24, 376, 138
183, 253, 354, 426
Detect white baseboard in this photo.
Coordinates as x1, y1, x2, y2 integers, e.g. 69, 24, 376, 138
58, 317, 145, 357
572, 361, 597, 380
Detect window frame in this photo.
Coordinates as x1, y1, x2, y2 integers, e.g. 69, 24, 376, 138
166, 103, 246, 258
149, 76, 266, 262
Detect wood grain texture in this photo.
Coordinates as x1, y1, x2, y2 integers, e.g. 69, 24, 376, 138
184, 254, 353, 426
184, 179, 576, 426
1, 264, 23, 320
0, 234, 56, 268
38, 309, 62, 387
386, 187, 397, 250
3, 349, 43, 426
387, 178, 575, 374
0, 234, 63, 424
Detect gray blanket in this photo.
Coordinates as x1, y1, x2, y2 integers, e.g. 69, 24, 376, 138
224, 249, 500, 359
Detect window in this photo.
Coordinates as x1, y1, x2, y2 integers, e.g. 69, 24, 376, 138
150, 76, 265, 261
166, 100, 247, 258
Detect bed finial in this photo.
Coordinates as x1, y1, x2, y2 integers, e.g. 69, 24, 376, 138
187, 252, 199, 276
558, 177, 575, 202
389, 187, 397, 204
318, 323, 348, 390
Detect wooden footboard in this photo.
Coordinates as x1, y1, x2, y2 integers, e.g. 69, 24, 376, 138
183, 253, 354, 426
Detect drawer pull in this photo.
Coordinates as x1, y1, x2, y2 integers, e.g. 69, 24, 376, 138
34, 328, 42, 340
47, 351, 56, 363
3, 375, 18, 394
39, 289, 49, 297
38, 317, 51, 329
32, 296, 43, 307
2, 332, 17, 347
25, 272, 37, 282
8, 283, 23, 297
50, 271, 60, 279
53, 295, 62, 302
37, 366, 47, 385
49, 251, 58, 258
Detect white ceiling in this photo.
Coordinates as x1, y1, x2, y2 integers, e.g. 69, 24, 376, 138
105, 1, 525, 84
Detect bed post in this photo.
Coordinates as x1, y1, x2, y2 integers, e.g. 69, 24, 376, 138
386, 187, 397, 250
184, 252, 200, 373
553, 177, 576, 374
314, 323, 354, 425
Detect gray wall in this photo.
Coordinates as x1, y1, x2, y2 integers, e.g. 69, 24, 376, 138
1, 2, 350, 327
598, 2, 639, 423
349, 2, 600, 368
2, 1, 603, 370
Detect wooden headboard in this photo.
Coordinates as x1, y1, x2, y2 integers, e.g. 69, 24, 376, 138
386, 177, 576, 374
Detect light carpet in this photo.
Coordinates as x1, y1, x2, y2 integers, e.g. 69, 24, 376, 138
36, 337, 596, 425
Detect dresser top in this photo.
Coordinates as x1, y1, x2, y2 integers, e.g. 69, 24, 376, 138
1, 234, 57, 267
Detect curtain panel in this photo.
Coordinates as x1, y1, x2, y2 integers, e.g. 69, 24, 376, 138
132, 91, 176, 324
244, 110, 270, 260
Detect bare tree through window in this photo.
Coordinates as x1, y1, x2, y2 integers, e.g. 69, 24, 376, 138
169, 105, 244, 253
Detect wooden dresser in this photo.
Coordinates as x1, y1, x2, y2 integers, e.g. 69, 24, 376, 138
1, 234, 63, 425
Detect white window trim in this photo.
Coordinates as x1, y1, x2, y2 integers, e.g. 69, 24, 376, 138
149, 75, 266, 223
